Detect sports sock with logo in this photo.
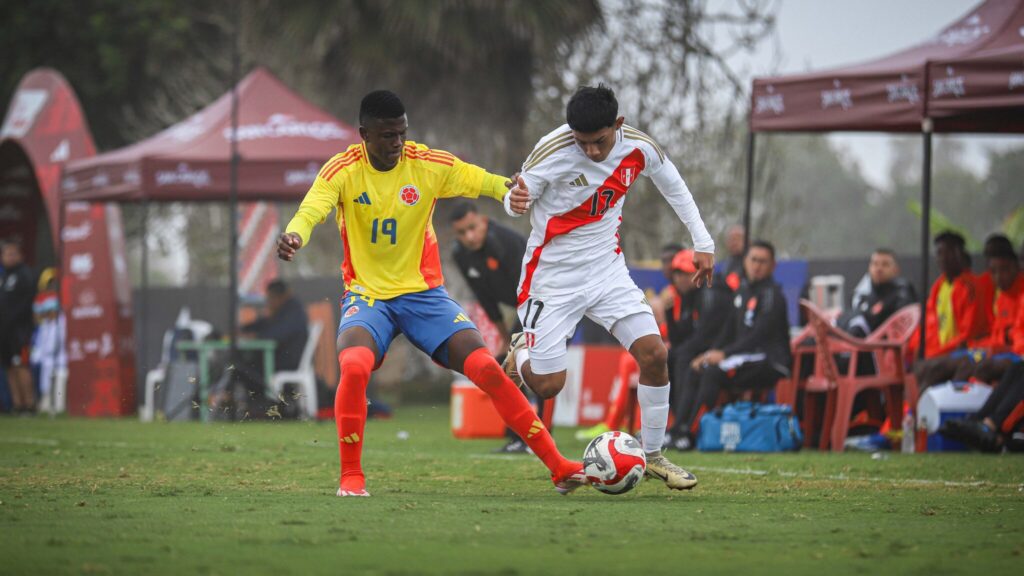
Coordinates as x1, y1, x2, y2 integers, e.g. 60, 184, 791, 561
336, 347, 374, 491
637, 382, 671, 455
463, 347, 573, 476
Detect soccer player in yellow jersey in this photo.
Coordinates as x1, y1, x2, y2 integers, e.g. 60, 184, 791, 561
277, 90, 584, 497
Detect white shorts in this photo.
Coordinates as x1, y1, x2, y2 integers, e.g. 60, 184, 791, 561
518, 268, 659, 375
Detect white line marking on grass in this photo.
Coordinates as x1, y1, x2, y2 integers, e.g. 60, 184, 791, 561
687, 465, 1021, 489
0, 437, 59, 446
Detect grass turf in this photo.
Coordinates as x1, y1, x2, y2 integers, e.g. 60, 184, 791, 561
0, 408, 1022, 575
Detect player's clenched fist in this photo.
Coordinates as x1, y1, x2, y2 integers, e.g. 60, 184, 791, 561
507, 175, 530, 215
277, 232, 303, 261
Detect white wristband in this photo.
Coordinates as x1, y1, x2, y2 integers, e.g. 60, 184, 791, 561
502, 192, 522, 218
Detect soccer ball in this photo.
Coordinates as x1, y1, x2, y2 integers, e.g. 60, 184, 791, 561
583, 431, 646, 495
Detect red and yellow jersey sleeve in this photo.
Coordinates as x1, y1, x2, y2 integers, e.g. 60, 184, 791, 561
285, 141, 510, 300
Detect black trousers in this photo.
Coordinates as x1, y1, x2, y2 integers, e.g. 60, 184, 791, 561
678, 359, 785, 432
975, 362, 1024, 427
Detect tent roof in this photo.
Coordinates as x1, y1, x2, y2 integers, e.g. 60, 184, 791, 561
62, 67, 361, 202
750, 0, 1024, 133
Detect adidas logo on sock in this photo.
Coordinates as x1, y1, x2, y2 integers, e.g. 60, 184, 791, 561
527, 419, 544, 439
340, 433, 361, 444
354, 192, 372, 205
568, 174, 589, 187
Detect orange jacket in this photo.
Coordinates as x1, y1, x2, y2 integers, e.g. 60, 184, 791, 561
974, 270, 995, 335
1012, 290, 1024, 356
911, 271, 984, 358
971, 273, 1024, 352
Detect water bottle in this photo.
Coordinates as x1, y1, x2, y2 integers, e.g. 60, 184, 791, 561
901, 410, 916, 454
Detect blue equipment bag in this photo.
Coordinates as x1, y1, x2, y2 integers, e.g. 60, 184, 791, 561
697, 402, 803, 452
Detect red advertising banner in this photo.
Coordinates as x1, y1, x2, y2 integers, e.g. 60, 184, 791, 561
1, 69, 135, 416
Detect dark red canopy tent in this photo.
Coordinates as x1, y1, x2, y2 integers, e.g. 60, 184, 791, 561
61, 67, 361, 382
745, 0, 1024, 354
62, 67, 359, 202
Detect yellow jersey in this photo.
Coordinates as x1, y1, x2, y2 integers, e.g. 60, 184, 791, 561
285, 141, 508, 299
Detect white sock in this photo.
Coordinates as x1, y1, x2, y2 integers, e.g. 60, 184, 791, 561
515, 348, 530, 375
637, 383, 670, 455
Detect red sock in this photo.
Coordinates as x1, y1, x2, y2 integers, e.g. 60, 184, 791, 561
336, 347, 374, 491
463, 348, 576, 478
605, 353, 639, 428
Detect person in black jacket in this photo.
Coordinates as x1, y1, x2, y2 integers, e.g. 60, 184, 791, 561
684, 240, 791, 436
450, 201, 526, 352
232, 279, 309, 415
663, 250, 734, 450
450, 200, 539, 453
839, 248, 918, 337
0, 241, 37, 413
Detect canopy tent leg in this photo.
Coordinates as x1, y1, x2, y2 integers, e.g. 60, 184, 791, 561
227, 0, 242, 421
140, 198, 149, 392
743, 131, 756, 253
918, 121, 933, 360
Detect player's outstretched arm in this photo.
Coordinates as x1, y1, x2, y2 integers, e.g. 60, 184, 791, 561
277, 232, 303, 262
650, 158, 716, 287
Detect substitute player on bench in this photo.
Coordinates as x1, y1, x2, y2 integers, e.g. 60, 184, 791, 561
502, 85, 714, 490
278, 90, 584, 497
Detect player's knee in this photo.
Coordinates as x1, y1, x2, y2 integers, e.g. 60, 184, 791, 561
633, 341, 668, 372
532, 373, 566, 399
339, 348, 374, 383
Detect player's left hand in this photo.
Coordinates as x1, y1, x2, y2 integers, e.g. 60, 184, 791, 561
692, 251, 715, 287
508, 175, 530, 214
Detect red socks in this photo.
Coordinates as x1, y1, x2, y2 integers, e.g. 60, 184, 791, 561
604, 353, 639, 429
336, 347, 375, 492
462, 348, 575, 477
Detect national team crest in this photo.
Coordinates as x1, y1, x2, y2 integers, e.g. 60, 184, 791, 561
399, 185, 420, 206
345, 306, 360, 318
619, 167, 635, 187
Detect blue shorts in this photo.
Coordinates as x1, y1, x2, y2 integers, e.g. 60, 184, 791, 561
338, 286, 478, 366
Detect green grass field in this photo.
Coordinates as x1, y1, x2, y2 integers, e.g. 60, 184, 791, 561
1, 409, 1021, 575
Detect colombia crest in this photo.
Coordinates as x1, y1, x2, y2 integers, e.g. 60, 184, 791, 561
399, 185, 420, 206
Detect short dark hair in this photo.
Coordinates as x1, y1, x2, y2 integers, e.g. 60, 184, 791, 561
359, 90, 406, 126
747, 239, 776, 260
934, 230, 966, 252
873, 247, 897, 259
986, 239, 1017, 262
983, 233, 1013, 258
448, 200, 478, 224
566, 84, 618, 133
266, 279, 289, 297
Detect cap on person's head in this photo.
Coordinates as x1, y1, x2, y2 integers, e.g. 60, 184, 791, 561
671, 250, 697, 274
38, 267, 57, 292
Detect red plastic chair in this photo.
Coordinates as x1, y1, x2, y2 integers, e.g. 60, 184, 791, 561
782, 304, 842, 448
803, 300, 921, 451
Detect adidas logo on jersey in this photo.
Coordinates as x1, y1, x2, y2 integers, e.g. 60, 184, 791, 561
453, 313, 470, 324
568, 174, 589, 187
354, 191, 372, 205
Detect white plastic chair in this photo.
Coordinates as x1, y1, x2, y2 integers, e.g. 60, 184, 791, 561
141, 307, 214, 422
270, 321, 323, 419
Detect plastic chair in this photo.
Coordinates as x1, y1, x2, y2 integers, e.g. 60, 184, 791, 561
270, 321, 323, 419
803, 300, 920, 451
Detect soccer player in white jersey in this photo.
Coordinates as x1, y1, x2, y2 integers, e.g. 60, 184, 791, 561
501, 85, 715, 490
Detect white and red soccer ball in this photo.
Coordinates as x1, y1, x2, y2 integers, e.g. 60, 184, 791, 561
583, 431, 646, 495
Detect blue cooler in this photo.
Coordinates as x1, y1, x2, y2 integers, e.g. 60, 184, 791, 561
917, 382, 992, 451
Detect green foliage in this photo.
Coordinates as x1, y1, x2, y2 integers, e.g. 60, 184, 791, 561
906, 200, 978, 252
0, 0, 229, 149
0, 413, 1021, 575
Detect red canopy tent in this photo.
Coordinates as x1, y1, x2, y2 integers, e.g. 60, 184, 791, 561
61, 67, 361, 387
62, 67, 359, 201
745, 0, 1024, 355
